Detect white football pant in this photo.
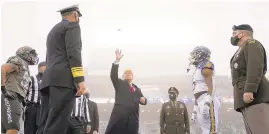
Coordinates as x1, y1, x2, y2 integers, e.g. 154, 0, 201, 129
196, 94, 221, 134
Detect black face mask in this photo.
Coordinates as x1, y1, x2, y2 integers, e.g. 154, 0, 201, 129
169, 93, 177, 100
230, 36, 240, 46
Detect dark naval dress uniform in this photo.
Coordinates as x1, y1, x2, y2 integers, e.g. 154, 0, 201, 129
37, 5, 85, 134
230, 24, 269, 134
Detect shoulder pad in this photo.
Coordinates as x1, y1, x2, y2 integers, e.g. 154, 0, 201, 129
64, 21, 80, 30
198, 61, 214, 70
6, 56, 23, 66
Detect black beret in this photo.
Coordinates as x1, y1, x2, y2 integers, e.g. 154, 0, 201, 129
57, 4, 82, 17
168, 87, 179, 94
232, 24, 253, 32
38, 61, 46, 68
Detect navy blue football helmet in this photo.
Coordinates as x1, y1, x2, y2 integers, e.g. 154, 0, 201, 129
187, 46, 211, 72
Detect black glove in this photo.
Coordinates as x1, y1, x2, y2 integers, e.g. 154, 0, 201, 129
1, 86, 16, 100
22, 100, 27, 107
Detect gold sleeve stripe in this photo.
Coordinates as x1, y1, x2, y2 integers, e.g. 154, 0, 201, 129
71, 68, 83, 72
71, 67, 83, 71
72, 70, 84, 77
71, 67, 84, 77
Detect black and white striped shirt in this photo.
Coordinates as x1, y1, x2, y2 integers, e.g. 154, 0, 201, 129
71, 95, 91, 123
26, 75, 41, 104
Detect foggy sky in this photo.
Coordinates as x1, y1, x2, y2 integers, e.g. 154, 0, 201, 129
2, 0, 269, 76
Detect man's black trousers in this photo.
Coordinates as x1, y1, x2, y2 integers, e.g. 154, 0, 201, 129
37, 86, 75, 134
24, 102, 40, 134
68, 117, 85, 134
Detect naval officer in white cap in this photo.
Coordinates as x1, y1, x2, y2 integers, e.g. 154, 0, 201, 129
37, 4, 88, 134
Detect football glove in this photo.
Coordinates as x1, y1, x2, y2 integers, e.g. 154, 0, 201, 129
191, 105, 198, 123
204, 95, 213, 106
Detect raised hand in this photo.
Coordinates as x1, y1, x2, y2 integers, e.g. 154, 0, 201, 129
115, 49, 124, 61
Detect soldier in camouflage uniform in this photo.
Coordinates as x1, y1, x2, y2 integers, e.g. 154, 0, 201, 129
1, 46, 38, 134
160, 87, 190, 134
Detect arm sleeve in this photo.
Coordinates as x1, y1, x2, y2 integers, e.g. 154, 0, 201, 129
243, 41, 264, 93
84, 98, 91, 124
93, 103, 99, 132
110, 62, 120, 91
160, 104, 165, 134
65, 22, 84, 83
25, 76, 34, 100
201, 61, 214, 71
138, 88, 147, 105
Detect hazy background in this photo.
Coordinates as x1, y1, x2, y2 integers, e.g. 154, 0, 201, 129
2, 0, 269, 133
2, 0, 269, 77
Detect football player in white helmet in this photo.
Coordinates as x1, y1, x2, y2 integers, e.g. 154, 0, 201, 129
188, 46, 221, 134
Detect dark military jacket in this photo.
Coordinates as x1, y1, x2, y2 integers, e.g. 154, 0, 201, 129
41, 20, 84, 89
230, 39, 269, 112
160, 101, 190, 134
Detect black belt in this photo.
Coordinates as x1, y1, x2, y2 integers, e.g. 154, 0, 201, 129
194, 91, 207, 100
70, 116, 84, 121
167, 122, 182, 126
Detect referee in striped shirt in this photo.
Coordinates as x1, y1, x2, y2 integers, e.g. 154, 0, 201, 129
24, 61, 46, 134
68, 92, 91, 134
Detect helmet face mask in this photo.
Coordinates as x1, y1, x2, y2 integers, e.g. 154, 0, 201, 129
29, 50, 39, 65
189, 51, 199, 65
188, 46, 211, 66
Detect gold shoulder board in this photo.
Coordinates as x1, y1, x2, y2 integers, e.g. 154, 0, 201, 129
248, 39, 256, 44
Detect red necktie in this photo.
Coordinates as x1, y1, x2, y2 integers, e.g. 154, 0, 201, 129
130, 86, 134, 93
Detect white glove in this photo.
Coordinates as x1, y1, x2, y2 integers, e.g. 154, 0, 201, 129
204, 95, 213, 106
191, 105, 198, 123
191, 112, 197, 123
202, 103, 210, 120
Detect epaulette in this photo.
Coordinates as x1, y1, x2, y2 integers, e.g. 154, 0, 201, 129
164, 102, 169, 105
178, 101, 186, 108
248, 39, 256, 44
